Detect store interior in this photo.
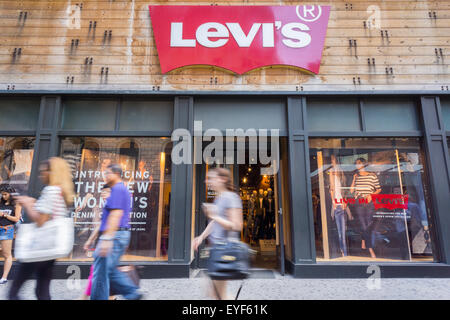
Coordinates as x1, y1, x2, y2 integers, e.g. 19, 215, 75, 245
238, 163, 278, 269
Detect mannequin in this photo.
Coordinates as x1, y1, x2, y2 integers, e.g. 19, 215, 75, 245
266, 188, 275, 239
257, 189, 266, 240
249, 190, 258, 244
404, 153, 431, 254
254, 189, 265, 242
246, 192, 256, 244
262, 190, 269, 239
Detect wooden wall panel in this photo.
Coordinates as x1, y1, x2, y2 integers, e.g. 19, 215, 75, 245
0, 0, 449, 92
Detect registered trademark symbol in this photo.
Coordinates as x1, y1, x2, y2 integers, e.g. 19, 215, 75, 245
296, 5, 322, 22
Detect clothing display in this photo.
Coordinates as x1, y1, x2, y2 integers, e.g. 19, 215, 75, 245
240, 186, 276, 245
333, 205, 347, 256
353, 173, 381, 199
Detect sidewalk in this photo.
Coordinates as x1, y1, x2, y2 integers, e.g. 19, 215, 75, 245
0, 269, 449, 300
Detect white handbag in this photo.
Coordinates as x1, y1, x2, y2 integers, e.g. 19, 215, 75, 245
14, 209, 74, 263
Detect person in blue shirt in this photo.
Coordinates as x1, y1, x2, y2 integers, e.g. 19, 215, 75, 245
90, 164, 142, 300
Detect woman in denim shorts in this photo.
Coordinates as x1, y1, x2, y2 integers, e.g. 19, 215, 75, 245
0, 185, 22, 284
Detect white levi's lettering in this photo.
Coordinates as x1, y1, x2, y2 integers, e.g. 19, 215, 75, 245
226, 23, 261, 47
281, 23, 311, 48
262, 23, 275, 47
169, 21, 312, 48
196, 22, 229, 48
170, 22, 196, 47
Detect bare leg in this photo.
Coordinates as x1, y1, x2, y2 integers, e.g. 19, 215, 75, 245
211, 280, 230, 300
369, 248, 376, 259
1, 240, 13, 279
361, 239, 366, 250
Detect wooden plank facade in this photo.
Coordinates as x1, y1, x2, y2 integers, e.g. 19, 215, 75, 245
0, 0, 449, 91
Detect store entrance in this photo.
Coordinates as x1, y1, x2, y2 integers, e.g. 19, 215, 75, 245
238, 162, 278, 269
193, 137, 289, 274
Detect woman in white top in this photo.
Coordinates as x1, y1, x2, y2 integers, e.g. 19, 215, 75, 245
9, 157, 74, 300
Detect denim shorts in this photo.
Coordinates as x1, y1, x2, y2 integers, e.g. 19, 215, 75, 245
0, 225, 14, 240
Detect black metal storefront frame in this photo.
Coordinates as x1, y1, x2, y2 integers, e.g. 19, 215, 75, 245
0, 92, 450, 279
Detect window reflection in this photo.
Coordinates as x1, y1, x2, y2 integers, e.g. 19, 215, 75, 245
60, 137, 172, 261
0, 137, 35, 195
310, 138, 434, 262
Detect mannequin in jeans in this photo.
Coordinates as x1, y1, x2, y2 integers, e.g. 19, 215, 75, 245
329, 154, 352, 257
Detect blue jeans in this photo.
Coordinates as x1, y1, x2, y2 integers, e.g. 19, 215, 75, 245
334, 206, 347, 256
354, 202, 377, 249
90, 231, 139, 300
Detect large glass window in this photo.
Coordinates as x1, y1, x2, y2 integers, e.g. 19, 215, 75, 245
362, 97, 419, 131
61, 100, 117, 130
448, 138, 450, 161
441, 98, 450, 130
307, 97, 420, 132
0, 99, 40, 130
307, 97, 360, 131
309, 138, 435, 262
0, 137, 35, 194
119, 100, 173, 131
60, 137, 172, 261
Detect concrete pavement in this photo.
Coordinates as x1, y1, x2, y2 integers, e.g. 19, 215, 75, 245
0, 269, 449, 300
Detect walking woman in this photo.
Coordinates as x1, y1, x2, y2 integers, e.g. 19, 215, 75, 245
9, 157, 74, 300
192, 168, 243, 300
329, 155, 352, 257
0, 185, 22, 284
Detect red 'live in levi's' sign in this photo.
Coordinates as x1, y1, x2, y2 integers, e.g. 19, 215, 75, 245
372, 194, 409, 210
149, 5, 331, 74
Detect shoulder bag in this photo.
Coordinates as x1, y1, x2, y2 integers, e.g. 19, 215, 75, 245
207, 237, 251, 281
14, 192, 74, 263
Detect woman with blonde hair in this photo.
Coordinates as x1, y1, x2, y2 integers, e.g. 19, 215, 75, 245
9, 157, 74, 300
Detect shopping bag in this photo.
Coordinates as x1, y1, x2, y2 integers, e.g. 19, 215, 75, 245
14, 217, 74, 262
110, 265, 141, 296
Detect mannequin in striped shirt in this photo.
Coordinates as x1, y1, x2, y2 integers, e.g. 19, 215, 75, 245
350, 158, 381, 259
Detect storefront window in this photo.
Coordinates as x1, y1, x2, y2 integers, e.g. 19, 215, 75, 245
0, 99, 40, 131
448, 138, 450, 160
0, 137, 35, 194
441, 98, 450, 130
309, 138, 435, 262
60, 137, 172, 261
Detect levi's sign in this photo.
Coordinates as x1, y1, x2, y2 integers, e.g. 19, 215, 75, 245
149, 5, 331, 74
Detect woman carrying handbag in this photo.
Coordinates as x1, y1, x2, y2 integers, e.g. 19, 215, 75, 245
192, 167, 249, 300
9, 157, 75, 300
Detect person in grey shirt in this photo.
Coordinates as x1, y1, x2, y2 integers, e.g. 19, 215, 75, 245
192, 167, 243, 300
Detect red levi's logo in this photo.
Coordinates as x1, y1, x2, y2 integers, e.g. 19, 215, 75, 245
149, 5, 331, 74
372, 194, 409, 210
